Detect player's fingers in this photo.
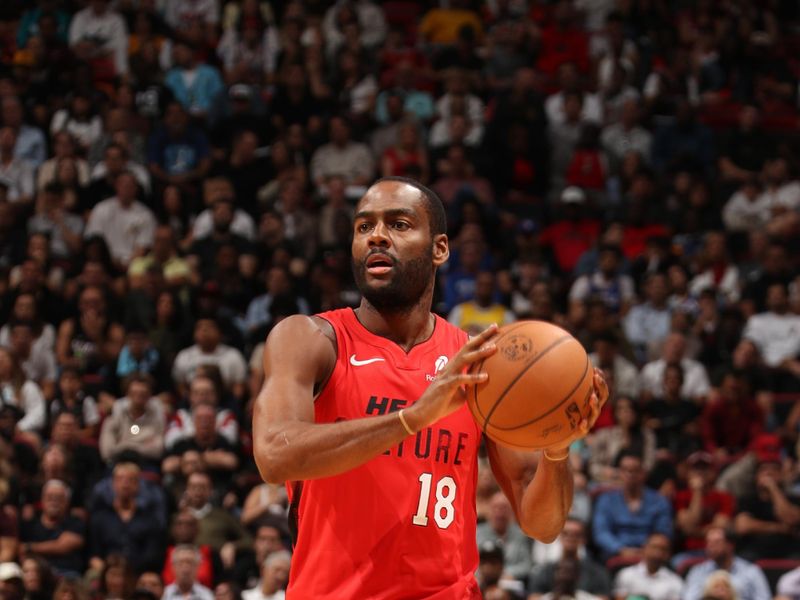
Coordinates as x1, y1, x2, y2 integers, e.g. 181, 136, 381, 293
460, 342, 498, 366
586, 393, 601, 425
592, 368, 609, 407
463, 324, 499, 351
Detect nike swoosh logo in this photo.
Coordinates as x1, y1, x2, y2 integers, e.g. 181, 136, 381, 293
349, 355, 386, 366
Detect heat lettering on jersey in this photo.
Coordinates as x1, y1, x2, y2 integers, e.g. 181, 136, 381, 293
366, 395, 469, 465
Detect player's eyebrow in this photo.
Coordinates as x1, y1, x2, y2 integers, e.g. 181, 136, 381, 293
354, 208, 418, 221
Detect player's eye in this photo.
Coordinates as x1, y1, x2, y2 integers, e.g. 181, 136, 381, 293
356, 222, 372, 233
392, 221, 410, 231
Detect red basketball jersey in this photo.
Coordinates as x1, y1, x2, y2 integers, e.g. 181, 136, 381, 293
285, 308, 482, 599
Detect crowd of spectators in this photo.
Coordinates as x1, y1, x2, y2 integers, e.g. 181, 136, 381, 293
0, 0, 799, 599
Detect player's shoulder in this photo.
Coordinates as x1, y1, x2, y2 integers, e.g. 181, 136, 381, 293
265, 314, 337, 359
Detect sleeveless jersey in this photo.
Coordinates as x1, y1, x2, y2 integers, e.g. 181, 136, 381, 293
286, 308, 482, 599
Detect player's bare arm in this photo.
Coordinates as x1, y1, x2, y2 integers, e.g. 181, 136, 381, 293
487, 369, 608, 542
253, 316, 498, 483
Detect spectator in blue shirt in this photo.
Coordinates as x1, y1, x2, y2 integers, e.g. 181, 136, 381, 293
148, 102, 211, 191
683, 527, 771, 600
164, 41, 224, 119
592, 450, 673, 561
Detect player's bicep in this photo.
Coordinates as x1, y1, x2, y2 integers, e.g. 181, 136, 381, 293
256, 315, 335, 427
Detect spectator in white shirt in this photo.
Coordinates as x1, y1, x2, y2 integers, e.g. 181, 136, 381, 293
310, 116, 375, 192
192, 177, 255, 242
776, 564, 800, 600
7, 320, 57, 401
623, 272, 672, 363
162, 545, 214, 600
164, 375, 238, 451
0, 127, 34, 205
172, 317, 247, 400
601, 98, 653, 174
68, 0, 129, 77
722, 178, 770, 233
614, 533, 683, 600
242, 550, 291, 600
84, 172, 156, 269
589, 331, 640, 399
640, 333, 711, 403
742, 282, 800, 380
688, 232, 740, 305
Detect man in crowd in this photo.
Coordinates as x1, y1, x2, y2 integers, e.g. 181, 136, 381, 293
612, 533, 683, 600
683, 527, 771, 600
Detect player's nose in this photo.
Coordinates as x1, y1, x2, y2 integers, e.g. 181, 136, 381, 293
367, 221, 391, 247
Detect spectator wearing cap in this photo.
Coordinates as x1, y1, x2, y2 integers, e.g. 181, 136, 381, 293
538, 187, 601, 274
242, 550, 290, 600
640, 333, 711, 404
310, 116, 375, 192
172, 317, 247, 400
162, 545, 214, 600
19, 479, 85, 576
700, 371, 764, 465
0, 562, 24, 600
613, 533, 683, 600
0, 127, 34, 206
448, 271, 515, 337
476, 492, 531, 580
742, 282, 800, 390
683, 527, 770, 600
734, 451, 800, 561
528, 519, 611, 599
98, 373, 165, 466
592, 451, 672, 561
672, 452, 735, 567
88, 462, 166, 574
84, 171, 156, 270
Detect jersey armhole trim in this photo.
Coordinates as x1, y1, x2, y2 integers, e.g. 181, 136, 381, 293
310, 314, 338, 402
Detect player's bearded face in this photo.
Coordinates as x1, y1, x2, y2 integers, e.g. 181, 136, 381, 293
352, 243, 434, 312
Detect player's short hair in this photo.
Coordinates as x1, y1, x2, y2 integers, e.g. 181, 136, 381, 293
372, 176, 447, 237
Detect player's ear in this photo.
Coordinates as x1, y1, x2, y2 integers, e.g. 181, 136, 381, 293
432, 233, 449, 267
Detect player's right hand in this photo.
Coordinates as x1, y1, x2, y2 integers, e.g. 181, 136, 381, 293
406, 324, 499, 430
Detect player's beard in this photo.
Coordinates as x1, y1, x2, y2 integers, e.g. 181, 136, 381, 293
352, 245, 434, 313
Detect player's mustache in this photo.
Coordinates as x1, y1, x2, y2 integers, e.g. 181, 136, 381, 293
364, 250, 398, 266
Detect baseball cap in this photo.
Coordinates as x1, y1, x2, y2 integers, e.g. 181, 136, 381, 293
686, 451, 714, 468
478, 540, 504, 562
561, 186, 586, 204
0, 563, 22, 581
751, 433, 782, 465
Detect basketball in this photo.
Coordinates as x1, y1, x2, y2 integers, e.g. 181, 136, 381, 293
467, 320, 594, 451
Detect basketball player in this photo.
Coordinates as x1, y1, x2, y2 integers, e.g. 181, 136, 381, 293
253, 178, 608, 598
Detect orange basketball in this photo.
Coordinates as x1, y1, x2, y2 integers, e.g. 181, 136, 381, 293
467, 320, 594, 450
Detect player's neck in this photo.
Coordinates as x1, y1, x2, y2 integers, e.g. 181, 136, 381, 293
355, 301, 436, 353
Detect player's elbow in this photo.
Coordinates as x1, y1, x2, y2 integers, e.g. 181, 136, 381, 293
254, 431, 293, 484
519, 520, 562, 544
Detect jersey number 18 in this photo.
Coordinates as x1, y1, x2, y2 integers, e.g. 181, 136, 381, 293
412, 473, 456, 529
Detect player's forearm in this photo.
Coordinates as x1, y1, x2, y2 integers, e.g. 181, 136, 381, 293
255, 412, 413, 483
517, 455, 573, 542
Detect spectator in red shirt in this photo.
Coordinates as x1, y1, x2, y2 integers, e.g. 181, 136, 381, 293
672, 452, 735, 569
538, 186, 600, 274
162, 511, 220, 589
536, 2, 589, 77
701, 371, 764, 464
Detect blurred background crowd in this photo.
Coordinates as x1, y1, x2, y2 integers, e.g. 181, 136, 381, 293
0, 0, 799, 599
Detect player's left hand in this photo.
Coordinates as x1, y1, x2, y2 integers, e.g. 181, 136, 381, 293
543, 367, 609, 455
